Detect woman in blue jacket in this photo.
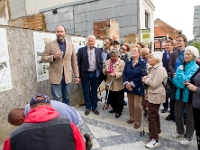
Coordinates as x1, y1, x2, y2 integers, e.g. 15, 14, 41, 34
172, 46, 199, 145
123, 45, 146, 129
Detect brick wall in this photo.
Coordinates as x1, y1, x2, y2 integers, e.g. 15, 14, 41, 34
25, 0, 79, 15
8, 13, 46, 31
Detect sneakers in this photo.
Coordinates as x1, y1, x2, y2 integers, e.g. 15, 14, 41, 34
180, 138, 191, 145
171, 132, 184, 138
84, 133, 93, 150
145, 139, 160, 149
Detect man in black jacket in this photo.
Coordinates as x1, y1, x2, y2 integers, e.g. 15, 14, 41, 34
77, 35, 103, 116
166, 34, 187, 121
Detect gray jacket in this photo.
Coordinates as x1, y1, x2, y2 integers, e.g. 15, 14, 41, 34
189, 68, 200, 109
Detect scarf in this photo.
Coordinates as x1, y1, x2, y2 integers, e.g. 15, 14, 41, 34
109, 59, 118, 73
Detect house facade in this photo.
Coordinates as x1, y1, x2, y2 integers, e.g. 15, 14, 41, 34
194, 5, 200, 42
4, 0, 155, 48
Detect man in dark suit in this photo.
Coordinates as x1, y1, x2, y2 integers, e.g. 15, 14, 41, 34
98, 38, 113, 87
77, 35, 103, 116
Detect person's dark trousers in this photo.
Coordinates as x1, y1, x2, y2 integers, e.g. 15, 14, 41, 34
193, 108, 200, 150
148, 103, 161, 142
175, 100, 194, 139
81, 72, 98, 110
108, 90, 124, 115
163, 97, 168, 110
169, 95, 176, 121
51, 73, 71, 105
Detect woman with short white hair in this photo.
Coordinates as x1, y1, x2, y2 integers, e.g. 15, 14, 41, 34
142, 51, 167, 149
172, 46, 199, 145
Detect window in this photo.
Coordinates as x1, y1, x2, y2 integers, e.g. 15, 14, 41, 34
145, 11, 150, 29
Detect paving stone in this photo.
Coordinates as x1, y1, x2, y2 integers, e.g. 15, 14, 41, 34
77, 91, 198, 150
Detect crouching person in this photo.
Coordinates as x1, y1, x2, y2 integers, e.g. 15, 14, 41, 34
3, 94, 85, 150
142, 52, 167, 149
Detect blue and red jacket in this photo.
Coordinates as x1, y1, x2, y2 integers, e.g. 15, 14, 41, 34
3, 106, 85, 150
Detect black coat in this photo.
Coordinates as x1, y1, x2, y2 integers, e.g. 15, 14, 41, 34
77, 46, 103, 80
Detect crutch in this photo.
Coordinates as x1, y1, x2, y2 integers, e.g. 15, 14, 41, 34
103, 76, 114, 110
140, 100, 149, 136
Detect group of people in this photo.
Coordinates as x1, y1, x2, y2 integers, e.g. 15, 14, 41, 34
3, 25, 200, 149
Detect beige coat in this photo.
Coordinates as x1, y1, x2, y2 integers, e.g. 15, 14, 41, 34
42, 40, 79, 84
145, 63, 167, 104
103, 59, 125, 91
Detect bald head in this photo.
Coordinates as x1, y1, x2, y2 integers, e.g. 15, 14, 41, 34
141, 48, 150, 60
8, 108, 25, 126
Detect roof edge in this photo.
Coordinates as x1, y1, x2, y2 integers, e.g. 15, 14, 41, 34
40, 0, 100, 13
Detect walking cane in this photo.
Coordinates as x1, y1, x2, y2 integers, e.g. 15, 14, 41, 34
103, 76, 114, 110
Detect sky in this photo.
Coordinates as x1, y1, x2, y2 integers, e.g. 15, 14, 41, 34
153, 0, 200, 40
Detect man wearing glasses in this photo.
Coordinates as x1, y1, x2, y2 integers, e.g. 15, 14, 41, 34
167, 34, 187, 122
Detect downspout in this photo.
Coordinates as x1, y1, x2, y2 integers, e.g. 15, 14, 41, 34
137, 0, 140, 42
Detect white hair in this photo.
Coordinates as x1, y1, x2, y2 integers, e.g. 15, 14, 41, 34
185, 46, 199, 60
109, 48, 119, 56
87, 35, 96, 42
150, 51, 163, 63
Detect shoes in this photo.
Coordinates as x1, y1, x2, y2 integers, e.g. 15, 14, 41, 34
97, 95, 102, 102
115, 114, 121, 118
145, 139, 160, 149
127, 119, 134, 124
161, 108, 168, 113
180, 138, 191, 145
92, 109, 99, 115
166, 114, 172, 121
84, 133, 93, 150
171, 132, 184, 138
123, 101, 127, 106
79, 101, 85, 106
134, 124, 140, 129
109, 110, 115, 113
103, 103, 109, 110
85, 109, 90, 116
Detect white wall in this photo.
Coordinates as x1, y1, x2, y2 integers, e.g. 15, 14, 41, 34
0, 6, 8, 25
25, 0, 80, 15
139, 0, 155, 50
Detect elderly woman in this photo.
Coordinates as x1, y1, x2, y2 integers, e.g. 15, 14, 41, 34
142, 52, 167, 149
172, 46, 199, 145
123, 45, 146, 129
103, 48, 125, 118
187, 56, 200, 149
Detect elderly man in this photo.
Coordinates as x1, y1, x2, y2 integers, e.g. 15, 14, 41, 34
77, 35, 103, 116
3, 94, 85, 150
141, 47, 150, 62
42, 25, 79, 105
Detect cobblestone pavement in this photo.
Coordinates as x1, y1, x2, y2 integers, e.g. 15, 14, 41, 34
76, 92, 197, 150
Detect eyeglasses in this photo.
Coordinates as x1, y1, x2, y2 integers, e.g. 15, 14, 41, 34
121, 47, 126, 50
176, 40, 184, 42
